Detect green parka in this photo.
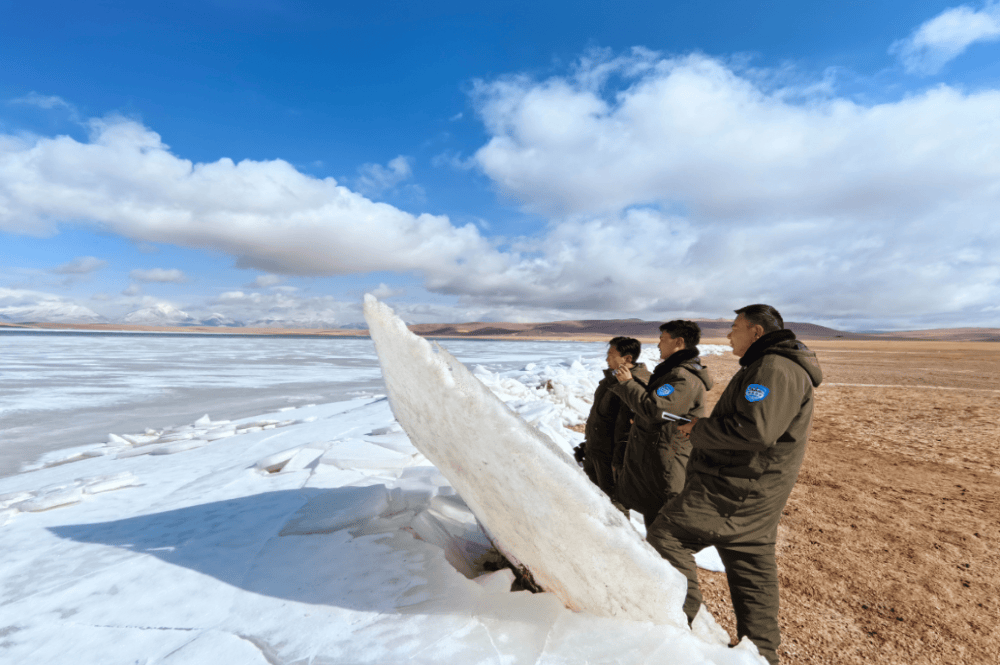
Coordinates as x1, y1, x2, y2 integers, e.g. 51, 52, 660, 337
610, 350, 713, 517
663, 330, 823, 543
583, 364, 652, 468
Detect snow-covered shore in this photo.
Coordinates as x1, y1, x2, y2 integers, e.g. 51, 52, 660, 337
0, 336, 756, 664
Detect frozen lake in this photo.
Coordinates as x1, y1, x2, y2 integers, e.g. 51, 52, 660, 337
0, 331, 609, 478
0, 320, 743, 664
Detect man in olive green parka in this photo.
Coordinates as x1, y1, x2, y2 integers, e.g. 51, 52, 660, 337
610, 321, 713, 526
649, 304, 823, 665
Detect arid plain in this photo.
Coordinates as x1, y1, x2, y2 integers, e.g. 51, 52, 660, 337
685, 339, 999, 665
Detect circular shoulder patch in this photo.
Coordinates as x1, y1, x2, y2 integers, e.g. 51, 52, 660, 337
745, 384, 769, 402
655, 384, 675, 397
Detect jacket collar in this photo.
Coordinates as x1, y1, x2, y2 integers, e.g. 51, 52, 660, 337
739, 329, 797, 367
648, 347, 699, 391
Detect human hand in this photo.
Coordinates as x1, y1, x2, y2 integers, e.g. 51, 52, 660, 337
677, 416, 698, 437
613, 364, 633, 383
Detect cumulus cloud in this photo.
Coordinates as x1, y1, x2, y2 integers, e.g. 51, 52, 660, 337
51, 256, 107, 274
129, 268, 187, 283
890, 2, 1000, 75
206, 289, 358, 328
367, 283, 404, 299
0, 118, 495, 281
464, 50, 1000, 327
352, 155, 415, 197
5, 61, 1000, 330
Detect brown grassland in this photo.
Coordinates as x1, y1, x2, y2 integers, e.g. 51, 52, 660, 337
660, 340, 999, 664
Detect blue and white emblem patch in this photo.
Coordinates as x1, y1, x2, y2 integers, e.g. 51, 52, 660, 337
656, 384, 675, 397
745, 384, 769, 402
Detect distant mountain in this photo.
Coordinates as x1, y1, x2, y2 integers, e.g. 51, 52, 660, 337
0, 302, 105, 324
408, 318, 874, 340
198, 313, 244, 327
123, 304, 197, 326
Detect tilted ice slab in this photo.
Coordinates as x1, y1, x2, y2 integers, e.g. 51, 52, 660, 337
364, 295, 689, 625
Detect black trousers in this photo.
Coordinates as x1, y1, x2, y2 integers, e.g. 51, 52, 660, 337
646, 512, 781, 665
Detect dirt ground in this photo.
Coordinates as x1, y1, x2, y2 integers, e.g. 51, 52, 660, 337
595, 341, 1000, 664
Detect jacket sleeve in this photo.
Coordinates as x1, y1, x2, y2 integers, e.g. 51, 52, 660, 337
691, 358, 805, 452
610, 370, 698, 423
611, 398, 634, 469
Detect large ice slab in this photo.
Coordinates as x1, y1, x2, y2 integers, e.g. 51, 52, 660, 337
363, 295, 689, 625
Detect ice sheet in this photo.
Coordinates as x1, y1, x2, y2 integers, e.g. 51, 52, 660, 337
0, 324, 762, 664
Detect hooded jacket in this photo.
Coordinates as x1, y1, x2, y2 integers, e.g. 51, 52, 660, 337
583, 364, 652, 466
610, 349, 714, 517
664, 330, 823, 543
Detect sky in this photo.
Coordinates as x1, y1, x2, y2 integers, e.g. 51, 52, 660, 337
3, 0, 1000, 331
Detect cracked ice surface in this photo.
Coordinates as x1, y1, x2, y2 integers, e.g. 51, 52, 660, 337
0, 328, 756, 664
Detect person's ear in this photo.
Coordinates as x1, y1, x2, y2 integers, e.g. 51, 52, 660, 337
623, 354, 633, 365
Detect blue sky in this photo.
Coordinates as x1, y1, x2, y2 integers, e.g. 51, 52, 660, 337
3, 1, 1000, 330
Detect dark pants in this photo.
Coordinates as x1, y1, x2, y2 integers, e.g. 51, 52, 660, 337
584, 453, 628, 514
646, 513, 781, 665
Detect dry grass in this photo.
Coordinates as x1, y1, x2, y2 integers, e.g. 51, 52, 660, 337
694, 345, 1000, 664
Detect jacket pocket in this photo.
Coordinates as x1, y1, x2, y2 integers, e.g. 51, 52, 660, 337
700, 473, 753, 519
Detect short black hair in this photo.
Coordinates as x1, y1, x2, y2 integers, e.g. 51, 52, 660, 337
735, 304, 784, 333
608, 336, 641, 362
658, 320, 701, 350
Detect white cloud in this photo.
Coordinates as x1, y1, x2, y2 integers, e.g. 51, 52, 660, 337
460, 51, 1000, 327
205, 289, 358, 328
5, 62, 1000, 330
247, 273, 285, 288
51, 256, 107, 274
368, 283, 404, 299
890, 2, 1000, 75
0, 118, 495, 281
121, 284, 142, 296
352, 155, 414, 197
129, 268, 188, 283
9, 92, 73, 110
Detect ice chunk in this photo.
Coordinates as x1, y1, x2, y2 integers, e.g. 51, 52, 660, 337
194, 414, 212, 427
253, 446, 306, 473
364, 295, 689, 625
150, 439, 209, 455
429, 494, 475, 523
349, 509, 416, 536
18, 487, 84, 512
280, 446, 326, 472
696, 545, 726, 572
279, 484, 390, 536
115, 446, 159, 459
474, 568, 515, 593
156, 432, 194, 443
120, 433, 159, 446
691, 604, 731, 646
0, 508, 17, 526
410, 510, 479, 578
202, 429, 236, 442
107, 433, 130, 446
0, 491, 34, 509
81, 472, 141, 494
319, 441, 414, 470
386, 486, 433, 514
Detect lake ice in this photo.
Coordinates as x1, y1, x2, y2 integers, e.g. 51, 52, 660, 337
0, 328, 754, 664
